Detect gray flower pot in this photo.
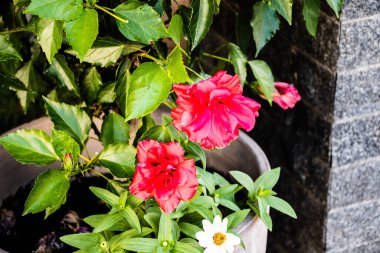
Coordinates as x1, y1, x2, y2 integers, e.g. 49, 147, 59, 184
0, 117, 269, 253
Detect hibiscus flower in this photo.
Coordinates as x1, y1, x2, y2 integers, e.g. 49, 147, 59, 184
196, 215, 241, 253
129, 140, 197, 213
271, 82, 301, 110
171, 71, 261, 149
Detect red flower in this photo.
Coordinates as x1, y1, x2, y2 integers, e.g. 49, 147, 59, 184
272, 82, 301, 110
129, 140, 197, 213
171, 71, 261, 149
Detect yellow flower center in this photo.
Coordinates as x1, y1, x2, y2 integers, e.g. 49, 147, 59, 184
213, 232, 227, 246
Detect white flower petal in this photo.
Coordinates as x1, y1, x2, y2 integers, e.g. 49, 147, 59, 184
203, 219, 215, 234
205, 245, 224, 253
224, 243, 235, 253
213, 215, 222, 231
196, 231, 213, 247
226, 233, 241, 246
222, 217, 228, 233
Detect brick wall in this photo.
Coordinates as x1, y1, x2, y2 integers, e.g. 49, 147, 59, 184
251, 0, 380, 252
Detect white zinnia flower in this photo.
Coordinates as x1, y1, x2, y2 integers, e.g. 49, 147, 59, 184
195, 215, 241, 253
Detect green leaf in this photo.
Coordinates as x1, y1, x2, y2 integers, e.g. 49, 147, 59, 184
35, 18, 63, 63
114, 0, 167, 44
229, 171, 255, 196
184, 142, 206, 169
189, 0, 215, 50
43, 97, 91, 144
100, 112, 130, 147
60, 233, 106, 251
89, 186, 119, 206
85, 214, 129, 231
167, 47, 192, 83
97, 81, 116, 104
326, 0, 342, 17
144, 213, 160, 235
81, 67, 102, 105
173, 241, 202, 253
126, 62, 172, 120
0, 35, 22, 62
265, 195, 297, 219
302, 0, 320, 37
226, 209, 250, 229
139, 125, 174, 142
272, 0, 293, 25
52, 129, 80, 160
168, 14, 183, 45
47, 54, 79, 96
158, 212, 174, 242
254, 167, 281, 191
258, 197, 272, 231
228, 43, 247, 85
66, 37, 125, 67
116, 238, 158, 252
178, 223, 201, 239
92, 213, 124, 233
197, 168, 215, 195
248, 60, 274, 104
15, 61, 41, 113
219, 199, 240, 212
64, 8, 99, 61
115, 64, 131, 117
25, 0, 83, 21
120, 206, 142, 233
0, 71, 28, 91
99, 144, 137, 178
250, 2, 280, 56
24, 169, 70, 216
0, 129, 59, 166
109, 227, 153, 251
188, 205, 213, 221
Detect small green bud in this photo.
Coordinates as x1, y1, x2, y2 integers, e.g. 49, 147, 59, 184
63, 153, 74, 171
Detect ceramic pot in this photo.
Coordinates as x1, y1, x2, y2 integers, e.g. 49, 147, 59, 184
0, 117, 269, 253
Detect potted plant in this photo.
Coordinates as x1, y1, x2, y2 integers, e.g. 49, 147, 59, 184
0, 0, 340, 251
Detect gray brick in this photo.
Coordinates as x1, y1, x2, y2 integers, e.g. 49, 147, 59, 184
338, 16, 380, 71
341, 0, 380, 21
329, 158, 380, 208
331, 115, 380, 166
334, 66, 380, 119
326, 200, 380, 251
328, 240, 380, 253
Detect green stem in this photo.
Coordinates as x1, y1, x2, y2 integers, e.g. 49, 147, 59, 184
137, 53, 165, 64
95, 4, 128, 23
0, 28, 27, 35
203, 52, 232, 63
185, 66, 205, 80
92, 169, 111, 181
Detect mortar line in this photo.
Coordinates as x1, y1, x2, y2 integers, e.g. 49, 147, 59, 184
328, 198, 380, 213
341, 13, 380, 25
338, 62, 380, 75
333, 110, 380, 124
332, 155, 380, 172
328, 238, 380, 253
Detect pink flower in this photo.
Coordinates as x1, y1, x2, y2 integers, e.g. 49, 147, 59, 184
272, 82, 301, 110
171, 71, 261, 149
129, 140, 197, 213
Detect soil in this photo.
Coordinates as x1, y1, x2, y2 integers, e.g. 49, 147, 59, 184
0, 175, 109, 253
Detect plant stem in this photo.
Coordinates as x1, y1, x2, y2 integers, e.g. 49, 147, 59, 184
185, 66, 205, 80
84, 146, 91, 158
137, 53, 165, 64
0, 28, 27, 35
95, 4, 128, 23
203, 52, 232, 63
92, 169, 111, 181
79, 154, 91, 163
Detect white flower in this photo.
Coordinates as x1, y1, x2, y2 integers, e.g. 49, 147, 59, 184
195, 215, 241, 253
